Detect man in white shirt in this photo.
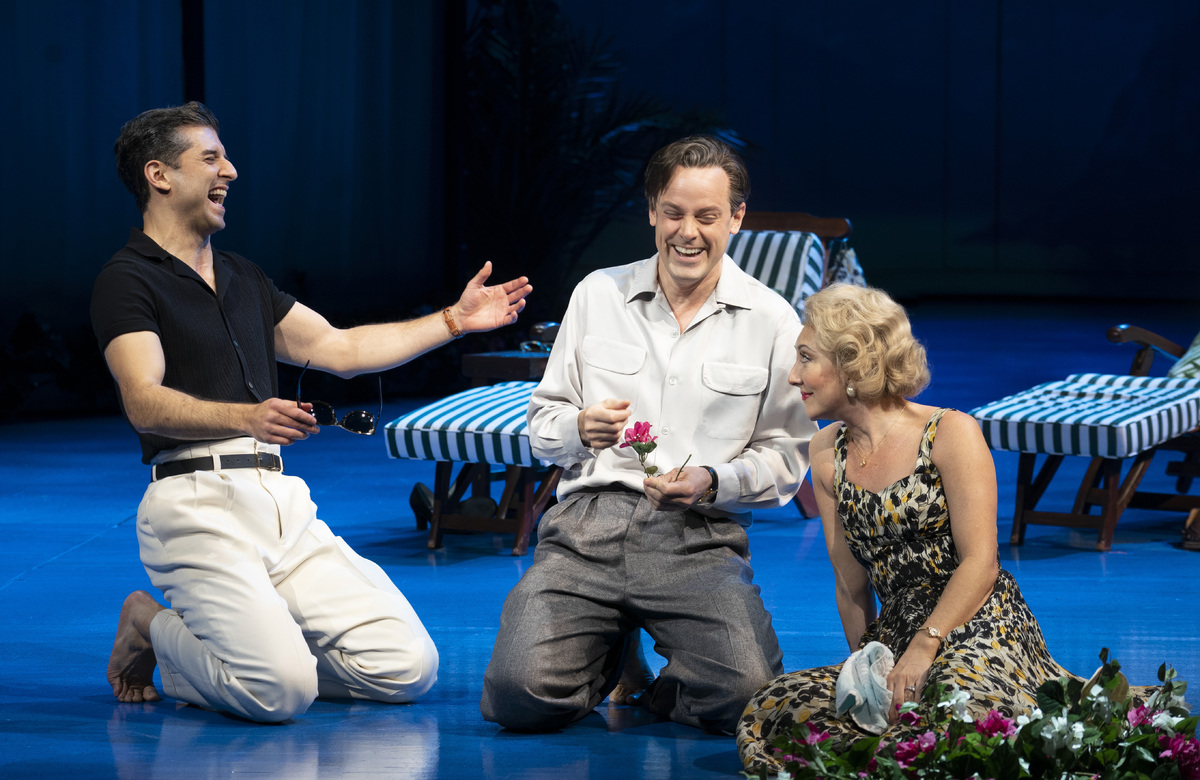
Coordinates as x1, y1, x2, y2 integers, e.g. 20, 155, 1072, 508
481, 136, 817, 733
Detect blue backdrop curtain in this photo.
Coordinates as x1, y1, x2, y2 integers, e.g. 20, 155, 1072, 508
1, 0, 444, 414
2, 0, 442, 340
2, 0, 1197, 418
558, 0, 1200, 300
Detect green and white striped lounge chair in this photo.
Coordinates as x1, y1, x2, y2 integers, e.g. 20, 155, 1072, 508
384, 381, 557, 555
971, 371, 1200, 551
726, 229, 825, 315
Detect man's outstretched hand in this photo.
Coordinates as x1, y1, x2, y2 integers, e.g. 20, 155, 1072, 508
450, 262, 532, 334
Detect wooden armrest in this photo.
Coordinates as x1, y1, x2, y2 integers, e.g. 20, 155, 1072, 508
1107, 324, 1184, 357
741, 212, 852, 239
1107, 324, 1185, 376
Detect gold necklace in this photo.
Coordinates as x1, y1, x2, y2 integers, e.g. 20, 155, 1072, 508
850, 414, 902, 467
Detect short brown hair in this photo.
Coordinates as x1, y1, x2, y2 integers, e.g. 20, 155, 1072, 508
644, 135, 749, 214
114, 102, 221, 213
802, 283, 930, 402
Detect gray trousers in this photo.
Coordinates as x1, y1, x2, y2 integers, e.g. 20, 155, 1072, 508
481, 489, 783, 733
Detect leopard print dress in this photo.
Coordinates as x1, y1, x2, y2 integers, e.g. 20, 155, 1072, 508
737, 409, 1076, 772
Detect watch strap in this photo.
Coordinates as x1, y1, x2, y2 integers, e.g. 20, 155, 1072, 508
699, 465, 718, 504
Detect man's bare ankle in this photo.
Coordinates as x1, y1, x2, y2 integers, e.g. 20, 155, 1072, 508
123, 591, 165, 641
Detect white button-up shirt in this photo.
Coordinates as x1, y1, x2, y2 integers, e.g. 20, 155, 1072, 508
527, 255, 817, 526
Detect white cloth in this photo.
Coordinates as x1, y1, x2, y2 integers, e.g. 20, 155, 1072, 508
527, 255, 815, 525
141, 437, 438, 722
835, 641, 895, 734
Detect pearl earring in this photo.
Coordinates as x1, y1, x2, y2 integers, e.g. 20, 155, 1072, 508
846, 385, 857, 398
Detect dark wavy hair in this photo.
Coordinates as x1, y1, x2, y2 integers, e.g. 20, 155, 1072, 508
643, 135, 749, 214
114, 102, 220, 212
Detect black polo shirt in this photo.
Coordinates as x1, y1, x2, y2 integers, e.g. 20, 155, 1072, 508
91, 228, 297, 463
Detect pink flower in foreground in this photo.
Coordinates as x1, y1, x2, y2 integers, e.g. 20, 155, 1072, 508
893, 732, 938, 768
620, 421, 657, 447
893, 739, 920, 768
1127, 705, 1152, 729
976, 710, 1017, 739
803, 729, 831, 746
620, 421, 659, 475
1160, 734, 1200, 780
898, 708, 922, 726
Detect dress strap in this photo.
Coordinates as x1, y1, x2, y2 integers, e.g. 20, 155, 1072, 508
834, 423, 849, 489
917, 408, 951, 463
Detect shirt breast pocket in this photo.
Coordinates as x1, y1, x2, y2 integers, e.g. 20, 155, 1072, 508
581, 334, 645, 407
697, 362, 769, 440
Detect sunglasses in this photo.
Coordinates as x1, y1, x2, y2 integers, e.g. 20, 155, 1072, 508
296, 360, 382, 435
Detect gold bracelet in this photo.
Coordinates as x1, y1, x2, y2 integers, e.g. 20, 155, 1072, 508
442, 307, 462, 338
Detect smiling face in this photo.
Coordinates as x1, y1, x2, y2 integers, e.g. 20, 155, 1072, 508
789, 327, 844, 421
153, 125, 238, 238
649, 165, 745, 298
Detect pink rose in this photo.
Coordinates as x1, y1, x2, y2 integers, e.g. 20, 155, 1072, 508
975, 710, 1017, 739
620, 421, 657, 447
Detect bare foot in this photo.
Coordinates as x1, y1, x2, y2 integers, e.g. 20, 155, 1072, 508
108, 591, 165, 703
608, 631, 655, 705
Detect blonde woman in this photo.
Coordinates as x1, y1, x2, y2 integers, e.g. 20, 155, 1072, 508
737, 284, 1086, 771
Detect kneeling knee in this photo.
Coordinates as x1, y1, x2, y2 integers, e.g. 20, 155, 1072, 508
393, 635, 439, 702
364, 634, 440, 704
480, 670, 582, 732
239, 663, 319, 723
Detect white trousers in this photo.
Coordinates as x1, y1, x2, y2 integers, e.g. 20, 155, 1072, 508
140, 437, 437, 722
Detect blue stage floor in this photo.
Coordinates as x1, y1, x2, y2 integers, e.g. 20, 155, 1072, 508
1, 299, 1197, 779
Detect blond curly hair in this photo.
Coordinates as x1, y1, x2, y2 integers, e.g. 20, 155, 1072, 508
802, 283, 930, 403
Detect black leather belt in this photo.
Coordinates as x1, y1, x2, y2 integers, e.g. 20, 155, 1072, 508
152, 452, 283, 482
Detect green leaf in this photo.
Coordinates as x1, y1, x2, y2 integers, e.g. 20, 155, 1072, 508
843, 736, 880, 770
984, 741, 1024, 780
1065, 675, 1086, 706
1150, 762, 1184, 780
631, 441, 656, 456
1036, 678, 1069, 712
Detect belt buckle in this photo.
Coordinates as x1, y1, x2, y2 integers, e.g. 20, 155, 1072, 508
257, 452, 282, 472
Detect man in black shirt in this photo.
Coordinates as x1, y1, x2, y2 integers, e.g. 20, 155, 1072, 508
93, 102, 531, 722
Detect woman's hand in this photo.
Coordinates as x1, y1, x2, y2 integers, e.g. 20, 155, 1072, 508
885, 635, 938, 723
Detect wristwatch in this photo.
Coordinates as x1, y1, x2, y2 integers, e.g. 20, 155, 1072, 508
698, 466, 718, 504
919, 625, 943, 643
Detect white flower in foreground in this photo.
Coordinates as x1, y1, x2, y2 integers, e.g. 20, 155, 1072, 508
1152, 710, 1183, 735
1086, 684, 1114, 719
936, 685, 974, 723
1040, 711, 1084, 753
1144, 686, 1187, 714
1016, 706, 1043, 728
